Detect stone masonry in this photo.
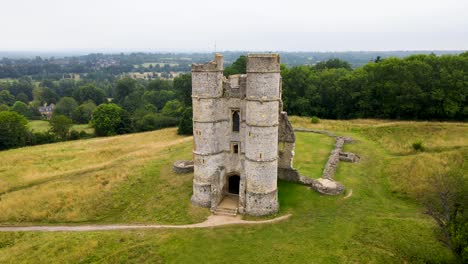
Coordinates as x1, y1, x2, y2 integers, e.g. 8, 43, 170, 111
191, 54, 296, 216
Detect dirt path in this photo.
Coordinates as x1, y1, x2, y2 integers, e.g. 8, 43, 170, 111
0, 214, 291, 232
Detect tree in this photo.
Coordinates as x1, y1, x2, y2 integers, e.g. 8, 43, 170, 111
224, 56, 247, 76
147, 79, 172, 92
49, 115, 72, 140
177, 107, 193, 135
16, 92, 29, 104
0, 90, 15, 106
144, 89, 175, 110
0, 104, 9, 111
173, 74, 192, 106
10, 101, 32, 119
54, 97, 78, 119
0, 111, 28, 150
91, 103, 131, 136
115, 77, 136, 104
41, 87, 59, 104
8, 77, 33, 99
73, 84, 106, 105
161, 99, 184, 118
72, 101, 96, 124
403, 154, 468, 261
314, 58, 352, 71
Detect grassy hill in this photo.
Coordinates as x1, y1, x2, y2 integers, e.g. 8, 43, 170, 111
0, 118, 466, 263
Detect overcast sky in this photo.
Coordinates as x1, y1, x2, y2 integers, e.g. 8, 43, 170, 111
1, 0, 467, 52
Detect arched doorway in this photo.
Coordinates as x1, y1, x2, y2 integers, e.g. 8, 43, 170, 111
228, 175, 240, 195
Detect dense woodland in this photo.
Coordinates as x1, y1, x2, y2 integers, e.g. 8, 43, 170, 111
282, 53, 468, 120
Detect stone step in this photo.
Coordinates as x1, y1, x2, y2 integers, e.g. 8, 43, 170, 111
213, 207, 238, 216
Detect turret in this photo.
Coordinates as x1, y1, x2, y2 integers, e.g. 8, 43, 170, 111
244, 54, 281, 215
191, 54, 224, 207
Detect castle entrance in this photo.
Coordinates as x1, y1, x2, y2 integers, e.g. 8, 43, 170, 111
228, 175, 240, 195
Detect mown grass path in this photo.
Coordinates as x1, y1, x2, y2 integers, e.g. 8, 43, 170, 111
0, 214, 292, 232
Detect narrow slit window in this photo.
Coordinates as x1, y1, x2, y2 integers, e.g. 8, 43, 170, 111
233, 144, 239, 154
232, 110, 240, 132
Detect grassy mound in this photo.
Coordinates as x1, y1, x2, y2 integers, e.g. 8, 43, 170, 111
0, 118, 466, 263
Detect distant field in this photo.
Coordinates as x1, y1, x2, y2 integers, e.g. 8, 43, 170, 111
124, 71, 183, 80
137, 62, 179, 68
28, 120, 94, 134
0, 119, 466, 263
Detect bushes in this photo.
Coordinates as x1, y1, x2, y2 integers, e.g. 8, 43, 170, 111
29, 131, 57, 145
412, 141, 425, 151
135, 113, 178, 132
310, 116, 320, 124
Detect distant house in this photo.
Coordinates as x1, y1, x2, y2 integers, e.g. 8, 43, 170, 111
38, 103, 55, 120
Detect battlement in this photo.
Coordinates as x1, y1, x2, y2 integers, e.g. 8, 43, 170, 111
246, 53, 280, 73
192, 53, 224, 72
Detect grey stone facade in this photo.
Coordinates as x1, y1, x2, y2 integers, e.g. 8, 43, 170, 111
191, 54, 296, 216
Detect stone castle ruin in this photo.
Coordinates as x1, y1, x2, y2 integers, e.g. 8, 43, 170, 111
190, 54, 296, 216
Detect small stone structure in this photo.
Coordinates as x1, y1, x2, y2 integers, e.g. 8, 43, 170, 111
190, 54, 297, 216
339, 152, 360, 163
173, 160, 194, 174
279, 128, 359, 195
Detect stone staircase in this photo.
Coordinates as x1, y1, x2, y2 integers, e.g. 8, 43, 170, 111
213, 207, 238, 217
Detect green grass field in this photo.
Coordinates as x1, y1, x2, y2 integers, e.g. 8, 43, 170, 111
28, 120, 94, 134
0, 118, 466, 263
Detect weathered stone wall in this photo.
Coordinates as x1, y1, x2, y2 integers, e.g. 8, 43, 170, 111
244, 54, 280, 216
191, 54, 224, 208
278, 112, 296, 169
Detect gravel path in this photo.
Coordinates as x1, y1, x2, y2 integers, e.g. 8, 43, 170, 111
0, 214, 291, 232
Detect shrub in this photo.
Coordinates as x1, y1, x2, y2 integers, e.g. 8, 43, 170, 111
79, 131, 93, 139
412, 141, 425, 151
29, 131, 57, 145
135, 113, 178, 132
69, 130, 81, 140
311, 116, 320, 124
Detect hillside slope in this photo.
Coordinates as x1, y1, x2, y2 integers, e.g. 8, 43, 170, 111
0, 119, 466, 263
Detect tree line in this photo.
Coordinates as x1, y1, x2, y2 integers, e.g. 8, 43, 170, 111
281, 53, 467, 120
0, 74, 193, 150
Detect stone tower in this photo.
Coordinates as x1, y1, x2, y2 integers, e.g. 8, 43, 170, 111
191, 53, 295, 216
